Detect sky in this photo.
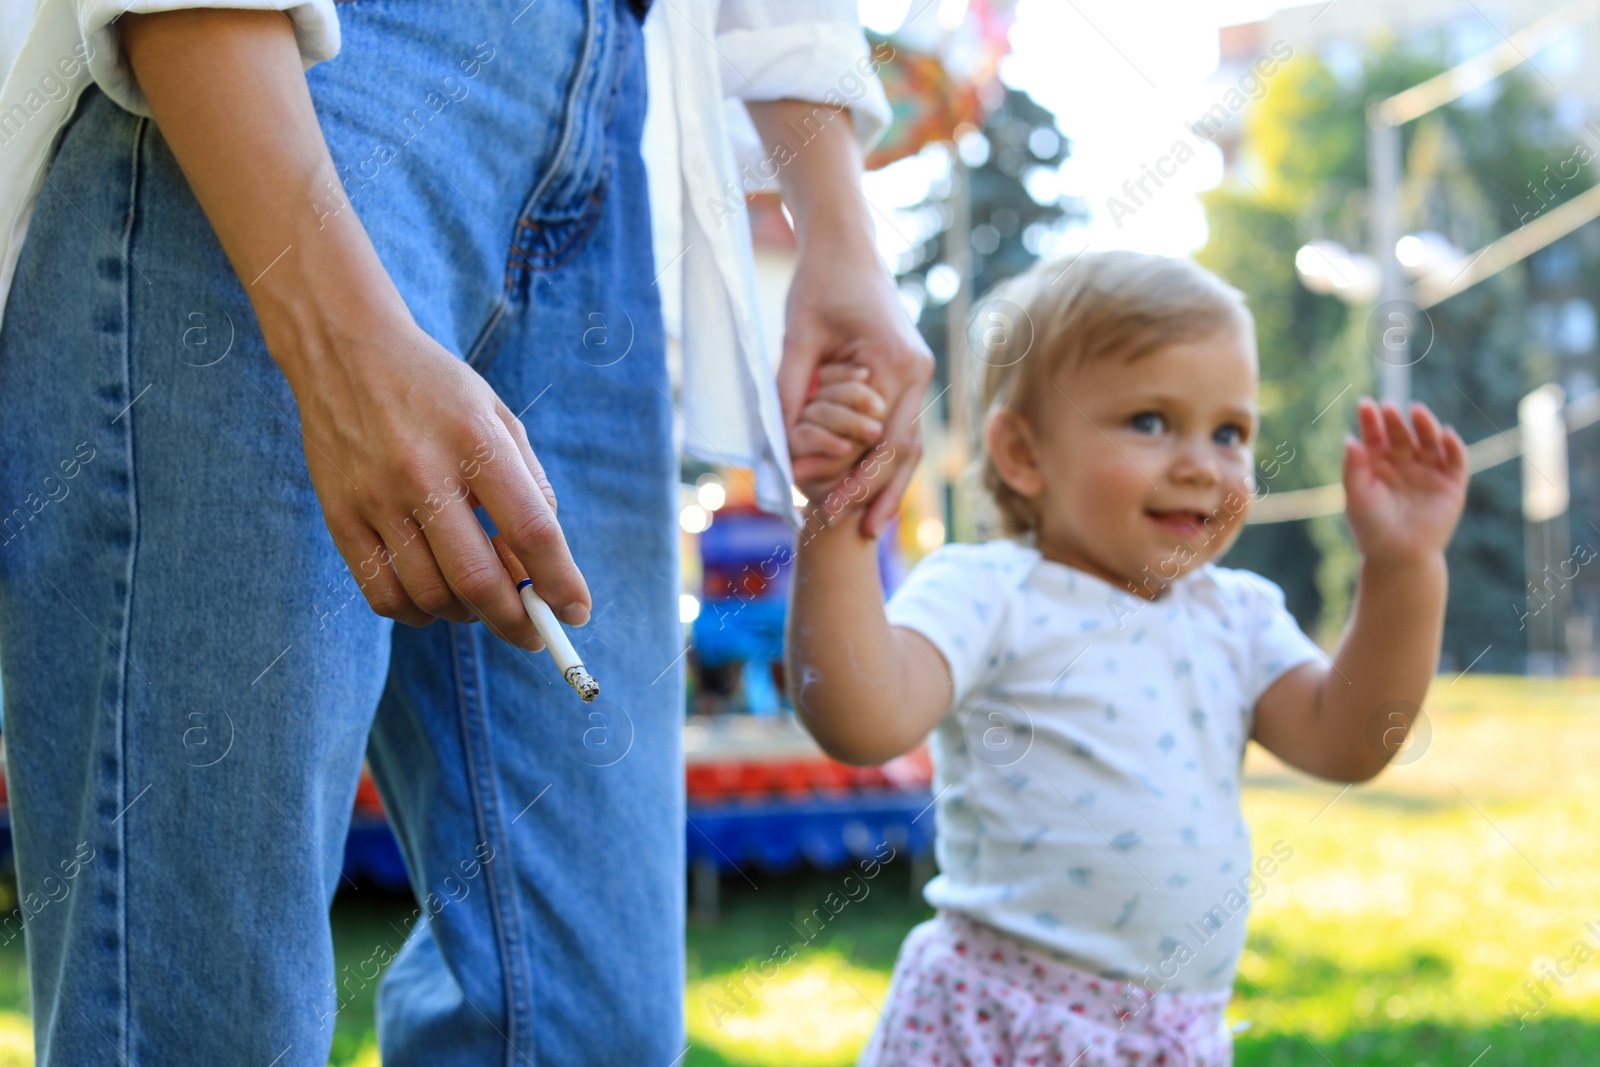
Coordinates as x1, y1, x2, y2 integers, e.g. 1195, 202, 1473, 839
859, 0, 1301, 266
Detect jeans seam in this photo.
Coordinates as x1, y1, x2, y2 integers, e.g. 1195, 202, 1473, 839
115, 111, 149, 1066
500, 167, 608, 305
501, 0, 609, 304
447, 624, 535, 1067
464, 298, 510, 374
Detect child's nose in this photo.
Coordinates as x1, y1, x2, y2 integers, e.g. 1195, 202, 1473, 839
1169, 437, 1222, 485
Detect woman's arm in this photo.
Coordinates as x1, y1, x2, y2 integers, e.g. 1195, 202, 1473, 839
744, 98, 934, 541
120, 9, 588, 648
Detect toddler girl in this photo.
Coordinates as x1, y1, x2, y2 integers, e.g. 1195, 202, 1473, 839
784, 250, 1469, 1066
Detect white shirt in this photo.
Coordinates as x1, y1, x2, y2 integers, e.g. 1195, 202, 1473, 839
884, 536, 1325, 994
0, 0, 891, 528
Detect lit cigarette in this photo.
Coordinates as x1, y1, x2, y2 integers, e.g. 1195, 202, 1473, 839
491, 535, 600, 702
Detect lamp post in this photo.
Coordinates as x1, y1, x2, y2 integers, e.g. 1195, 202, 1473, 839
1366, 118, 1410, 406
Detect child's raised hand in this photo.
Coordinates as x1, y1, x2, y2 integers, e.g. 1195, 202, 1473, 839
1342, 397, 1469, 566
789, 362, 888, 501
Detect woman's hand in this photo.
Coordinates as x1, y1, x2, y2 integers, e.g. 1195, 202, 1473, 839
744, 99, 935, 540
1343, 397, 1469, 567
282, 307, 588, 647
122, 7, 586, 647
777, 235, 934, 539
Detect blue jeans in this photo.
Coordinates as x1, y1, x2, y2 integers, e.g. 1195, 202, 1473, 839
0, 0, 684, 1063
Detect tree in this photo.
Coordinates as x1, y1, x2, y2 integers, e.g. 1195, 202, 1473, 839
1198, 37, 1598, 672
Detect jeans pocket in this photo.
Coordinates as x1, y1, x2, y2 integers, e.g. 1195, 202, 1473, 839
505, 155, 609, 279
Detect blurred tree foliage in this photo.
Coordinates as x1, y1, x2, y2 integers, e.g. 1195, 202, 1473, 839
1199, 39, 1599, 673
910, 85, 1073, 386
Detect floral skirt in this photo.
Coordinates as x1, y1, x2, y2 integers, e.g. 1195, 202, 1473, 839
857, 910, 1234, 1067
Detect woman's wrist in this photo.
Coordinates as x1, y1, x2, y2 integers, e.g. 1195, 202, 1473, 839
791, 198, 877, 259
250, 183, 414, 389
745, 99, 876, 256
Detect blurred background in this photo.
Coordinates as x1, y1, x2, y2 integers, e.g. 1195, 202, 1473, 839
3, 0, 1600, 1063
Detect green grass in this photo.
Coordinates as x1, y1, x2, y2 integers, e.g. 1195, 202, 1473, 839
0, 675, 1591, 1066
679, 675, 1600, 1067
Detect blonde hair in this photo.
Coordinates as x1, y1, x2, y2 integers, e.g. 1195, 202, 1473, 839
975, 250, 1253, 536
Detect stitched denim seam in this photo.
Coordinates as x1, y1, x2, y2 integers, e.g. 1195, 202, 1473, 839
464, 299, 511, 373
500, 0, 610, 306
115, 112, 149, 1066
600, 0, 636, 136
513, 0, 604, 235
447, 624, 535, 1066
501, 171, 607, 294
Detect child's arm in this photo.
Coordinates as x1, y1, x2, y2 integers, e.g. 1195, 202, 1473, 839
1252, 398, 1469, 783
784, 367, 950, 765
786, 516, 954, 765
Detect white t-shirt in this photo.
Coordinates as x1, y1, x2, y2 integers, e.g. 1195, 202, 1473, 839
885, 536, 1325, 994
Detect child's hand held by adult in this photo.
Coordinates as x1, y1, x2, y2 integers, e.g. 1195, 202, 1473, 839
793, 362, 886, 458
789, 363, 891, 529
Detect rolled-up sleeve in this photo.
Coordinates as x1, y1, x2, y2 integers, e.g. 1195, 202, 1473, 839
714, 0, 893, 155
77, 0, 340, 117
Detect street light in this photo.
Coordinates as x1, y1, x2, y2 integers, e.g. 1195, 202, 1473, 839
1394, 230, 1465, 277
1294, 240, 1380, 302
1294, 232, 1464, 300
1362, 0, 1600, 405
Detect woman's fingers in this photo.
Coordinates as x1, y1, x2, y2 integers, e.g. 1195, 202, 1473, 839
329, 513, 433, 628
382, 516, 478, 625
857, 367, 929, 538
467, 421, 591, 629
864, 435, 920, 539
815, 362, 871, 386
419, 501, 544, 648
498, 400, 557, 515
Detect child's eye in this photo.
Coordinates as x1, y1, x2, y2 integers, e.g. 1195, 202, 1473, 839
1130, 411, 1166, 434
1214, 423, 1248, 446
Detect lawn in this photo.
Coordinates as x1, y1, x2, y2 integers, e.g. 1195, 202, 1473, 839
678, 675, 1600, 1067
0, 675, 1590, 1065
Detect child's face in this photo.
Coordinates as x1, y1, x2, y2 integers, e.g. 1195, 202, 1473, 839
997, 326, 1260, 599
